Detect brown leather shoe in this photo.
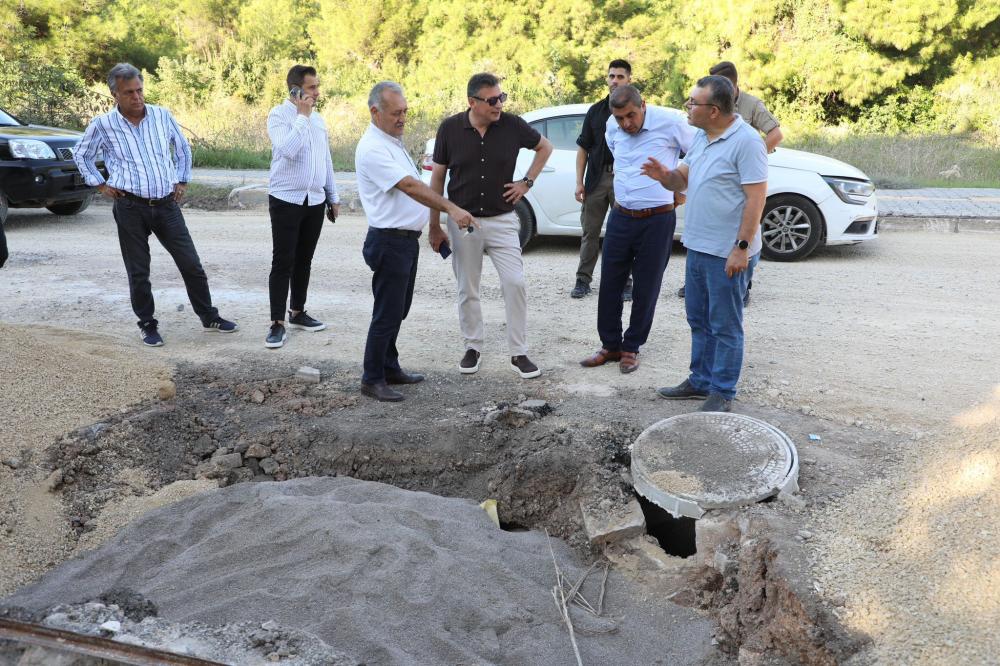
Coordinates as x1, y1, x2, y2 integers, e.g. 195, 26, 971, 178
580, 348, 622, 367
360, 381, 404, 402
619, 351, 640, 374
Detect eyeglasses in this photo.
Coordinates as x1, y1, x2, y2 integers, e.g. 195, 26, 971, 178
471, 92, 508, 106
684, 98, 718, 109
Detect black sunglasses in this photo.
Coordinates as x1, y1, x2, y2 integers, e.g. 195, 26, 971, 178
471, 92, 508, 106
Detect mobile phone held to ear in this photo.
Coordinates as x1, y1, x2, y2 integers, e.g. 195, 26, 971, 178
438, 240, 452, 259
290, 86, 304, 99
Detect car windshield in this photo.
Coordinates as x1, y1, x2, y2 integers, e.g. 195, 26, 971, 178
0, 108, 24, 126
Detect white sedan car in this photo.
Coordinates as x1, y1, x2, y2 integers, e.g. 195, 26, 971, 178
421, 104, 879, 261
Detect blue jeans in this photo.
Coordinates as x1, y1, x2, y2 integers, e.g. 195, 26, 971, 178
596, 208, 675, 352
684, 250, 755, 399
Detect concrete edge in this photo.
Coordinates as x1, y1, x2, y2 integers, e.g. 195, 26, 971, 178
880, 216, 1000, 233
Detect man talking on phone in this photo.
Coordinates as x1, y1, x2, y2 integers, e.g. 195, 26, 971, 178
264, 64, 340, 349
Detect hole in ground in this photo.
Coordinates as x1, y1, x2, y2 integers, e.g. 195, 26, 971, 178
636, 494, 697, 558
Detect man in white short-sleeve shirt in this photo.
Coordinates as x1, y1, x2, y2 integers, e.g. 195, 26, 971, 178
354, 81, 475, 402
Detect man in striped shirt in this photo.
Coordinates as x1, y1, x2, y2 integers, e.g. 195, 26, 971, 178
263, 64, 340, 349
74, 63, 237, 347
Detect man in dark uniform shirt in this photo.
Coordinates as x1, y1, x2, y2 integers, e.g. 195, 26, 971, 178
572, 59, 634, 301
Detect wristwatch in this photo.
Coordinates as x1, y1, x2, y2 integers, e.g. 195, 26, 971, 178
521, 176, 534, 188
735, 239, 750, 250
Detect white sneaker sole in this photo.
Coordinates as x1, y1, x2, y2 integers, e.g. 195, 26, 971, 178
511, 364, 541, 379
204, 325, 239, 333
287, 322, 327, 332
459, 357, 480, 374
264, 333, 288, 349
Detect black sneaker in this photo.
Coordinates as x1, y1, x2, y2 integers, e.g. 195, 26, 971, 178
459, 349, 481, 374
656, 379, 708, 400
511, 355, 541, 379
570, 280, 591, 299
699, 393, 733, 412
203, 316, 238, 333
264, 323, 287, 349
288, 310, 326, 332
677, 285, 685, 298
139, 323, 163, 347
622, 278, 633, 303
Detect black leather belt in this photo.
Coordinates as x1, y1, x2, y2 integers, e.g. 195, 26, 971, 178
122, 191, 174, 206
373, 227, 422, 238
613, 203, 675, 218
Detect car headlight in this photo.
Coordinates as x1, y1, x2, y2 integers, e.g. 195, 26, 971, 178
822, 176, 875, 205
9, 139, 57, 160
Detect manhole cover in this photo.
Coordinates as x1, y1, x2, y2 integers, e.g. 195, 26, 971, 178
631, 413, 799, 519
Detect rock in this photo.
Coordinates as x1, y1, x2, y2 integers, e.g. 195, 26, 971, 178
193, 435, 215, 457
99, 620, 121, 633
797, 529, 814, 541
296, 366, 321, 384
176, 304, 184, 312
157, 380, 176, 401
196, 453, 243, 478
777, 490, 806, 510
45, 469, 64, 492
579, 497, 645, 545
245, 443, 272, 459
251, 389, 266, 404
518, 399, 551, 415
260, 457, 280, 475
766, 388, 780, 398
1, 457, 21, 470
261, 620, 279, 631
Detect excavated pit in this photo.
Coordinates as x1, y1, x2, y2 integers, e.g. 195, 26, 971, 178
12, 361, 876, 664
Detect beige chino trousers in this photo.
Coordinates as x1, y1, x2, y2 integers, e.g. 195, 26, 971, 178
446, 211, 529, 356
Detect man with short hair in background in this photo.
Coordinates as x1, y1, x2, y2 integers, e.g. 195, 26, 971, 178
355, 81, 476, 402
264, 64, 340, 349
579, 85, 694, 374
428, 73, 553, 380
75, 63, 238, 347
677, 61, 781, 304
644, 75, 768, 412
571, 58, 633, 301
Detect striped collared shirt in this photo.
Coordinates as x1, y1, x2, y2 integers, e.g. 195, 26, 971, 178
74, 104, 191, 199
267, 101, 339, 206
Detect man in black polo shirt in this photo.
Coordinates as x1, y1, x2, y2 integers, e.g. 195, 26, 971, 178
572, 59, 633, 301
428, 73, 553, 379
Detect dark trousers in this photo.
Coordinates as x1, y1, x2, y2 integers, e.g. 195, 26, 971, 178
112, 197, 218, 327
597, 208, 675, 352
0, 220, 7, 268
268, 195, 325, 322
361, 228, 420, 383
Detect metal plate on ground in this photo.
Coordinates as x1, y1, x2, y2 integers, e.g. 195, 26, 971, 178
631, 413, 800, 519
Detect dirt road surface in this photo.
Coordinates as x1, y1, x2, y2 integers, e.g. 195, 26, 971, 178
1, 203, 998, 663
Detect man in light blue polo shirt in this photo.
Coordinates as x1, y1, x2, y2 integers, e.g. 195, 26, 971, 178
579, 85, 694, 374
641, 75, 767, 412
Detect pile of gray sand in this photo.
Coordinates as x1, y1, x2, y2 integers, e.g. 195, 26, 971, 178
3, 477, 717, 665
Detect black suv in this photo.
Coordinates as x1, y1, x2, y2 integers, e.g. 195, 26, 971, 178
0, 106, 103, 226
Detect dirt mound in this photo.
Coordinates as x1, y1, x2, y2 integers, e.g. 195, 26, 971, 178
3, 477, 718, 665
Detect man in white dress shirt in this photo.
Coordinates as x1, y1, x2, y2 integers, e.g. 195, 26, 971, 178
75, 63, 237, 347
355, 82, 475, 402
264, 65, 340, 349
579, 85, 694, 374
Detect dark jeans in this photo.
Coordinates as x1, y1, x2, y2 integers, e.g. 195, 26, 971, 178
361, 228, 420, 384
268, 195, 325, 322
0, 220, 7, 268
597, 208, 675, 352
112, 197, 218, 328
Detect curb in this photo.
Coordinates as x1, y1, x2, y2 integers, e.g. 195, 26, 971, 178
880, 216, 1000, 233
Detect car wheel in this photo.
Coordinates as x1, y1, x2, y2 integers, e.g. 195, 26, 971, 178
759, 194, 824, 262
46, 194, 94, 216
514, 199, 536, 250
0, 191, 7, 226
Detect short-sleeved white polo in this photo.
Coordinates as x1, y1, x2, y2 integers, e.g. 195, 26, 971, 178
355, 124, 428, 231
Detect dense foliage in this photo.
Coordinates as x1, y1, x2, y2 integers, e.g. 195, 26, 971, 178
2, 0, 998, 147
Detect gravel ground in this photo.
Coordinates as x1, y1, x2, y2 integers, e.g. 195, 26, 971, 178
2, 203, 999, 661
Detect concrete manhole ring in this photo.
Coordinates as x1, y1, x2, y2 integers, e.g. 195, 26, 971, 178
631, 413, 800, 519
